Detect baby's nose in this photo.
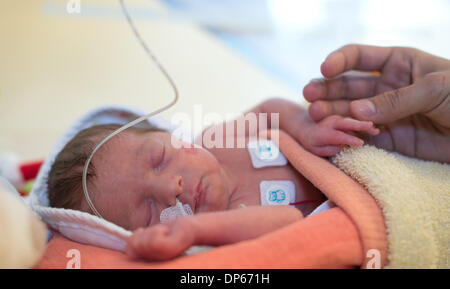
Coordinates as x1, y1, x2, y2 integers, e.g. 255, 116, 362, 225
151, 174, 184, 207
165, 175, 183, 206
174, 175, 183, 195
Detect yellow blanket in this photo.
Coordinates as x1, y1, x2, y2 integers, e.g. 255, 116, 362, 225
333, 146, 450, 268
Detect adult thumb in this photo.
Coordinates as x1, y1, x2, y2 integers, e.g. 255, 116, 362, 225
349, 73, 447, 124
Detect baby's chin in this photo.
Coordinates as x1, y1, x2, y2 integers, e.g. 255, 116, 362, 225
198, 171, 231, 214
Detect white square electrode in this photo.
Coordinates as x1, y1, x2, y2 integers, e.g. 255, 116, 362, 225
248, 140, 287, 169
260, 180, 295, 206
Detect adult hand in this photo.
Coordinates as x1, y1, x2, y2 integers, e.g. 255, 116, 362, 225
303, 44, 450, 163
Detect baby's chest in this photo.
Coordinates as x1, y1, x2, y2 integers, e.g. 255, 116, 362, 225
210, 140, 311, 207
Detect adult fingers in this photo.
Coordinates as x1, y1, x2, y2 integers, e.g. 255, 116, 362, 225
349, 71, 450, 125
320, 44, 394, 78
303, 73, 379, 102
414, 49, 450, 75
322, 45, 450, 79
308, 99, 351, 122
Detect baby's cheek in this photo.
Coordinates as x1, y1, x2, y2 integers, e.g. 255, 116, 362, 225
186, 148, 219, 172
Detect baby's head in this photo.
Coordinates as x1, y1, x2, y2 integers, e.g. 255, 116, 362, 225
48, 124, 231, 230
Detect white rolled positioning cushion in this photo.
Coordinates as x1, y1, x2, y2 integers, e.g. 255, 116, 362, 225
0, 177, 47, 268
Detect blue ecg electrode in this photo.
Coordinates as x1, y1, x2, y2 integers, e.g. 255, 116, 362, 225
268, 189, 287, 203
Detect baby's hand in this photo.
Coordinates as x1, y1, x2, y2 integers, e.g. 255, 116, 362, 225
302, 115, 379, 157
126, 217, 197, 261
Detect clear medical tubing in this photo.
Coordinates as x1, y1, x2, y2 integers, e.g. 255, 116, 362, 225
82, 0, 179, 219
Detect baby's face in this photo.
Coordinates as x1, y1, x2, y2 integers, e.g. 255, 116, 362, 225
88, 130, 231, 230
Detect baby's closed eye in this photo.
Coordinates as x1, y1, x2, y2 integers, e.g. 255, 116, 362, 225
151, 144, 165, 172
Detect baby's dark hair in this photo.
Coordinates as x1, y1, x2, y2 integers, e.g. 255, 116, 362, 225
47, 123, 165, 211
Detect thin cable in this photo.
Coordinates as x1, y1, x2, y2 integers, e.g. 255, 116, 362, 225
289, 200, 322, 206
82, 0, 179, 219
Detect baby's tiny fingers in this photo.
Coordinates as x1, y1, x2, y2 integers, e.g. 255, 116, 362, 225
367, 126, 380, 135
335, 117, 379, 135
127, 225, 172, 260
129, 228, 147, 249
125, 242, 139, 260
335, 117, 371, 130
319, 130, 364, 146
126, 229, 147, 259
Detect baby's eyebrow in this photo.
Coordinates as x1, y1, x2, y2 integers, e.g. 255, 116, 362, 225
135, 137, 150, 163
135, 135, 162, 165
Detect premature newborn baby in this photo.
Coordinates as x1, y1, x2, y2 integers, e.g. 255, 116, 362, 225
48, 98, 379, 261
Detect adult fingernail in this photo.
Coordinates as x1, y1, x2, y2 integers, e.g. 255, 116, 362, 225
353, 100, 376, 118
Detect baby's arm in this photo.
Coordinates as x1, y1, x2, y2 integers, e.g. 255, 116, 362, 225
126, 205, 302, 261
256, 98, 379, 156
197, 97, 379, 157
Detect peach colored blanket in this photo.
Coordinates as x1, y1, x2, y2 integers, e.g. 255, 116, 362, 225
36, 130, 388, 269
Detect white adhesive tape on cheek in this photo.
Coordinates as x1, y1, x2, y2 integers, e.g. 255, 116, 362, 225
160, 199, 193, 223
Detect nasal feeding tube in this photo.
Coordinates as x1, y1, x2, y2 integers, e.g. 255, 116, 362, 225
81, 0, 191, 222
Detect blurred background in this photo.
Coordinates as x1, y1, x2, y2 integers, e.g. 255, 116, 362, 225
1, 0, 450, 160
